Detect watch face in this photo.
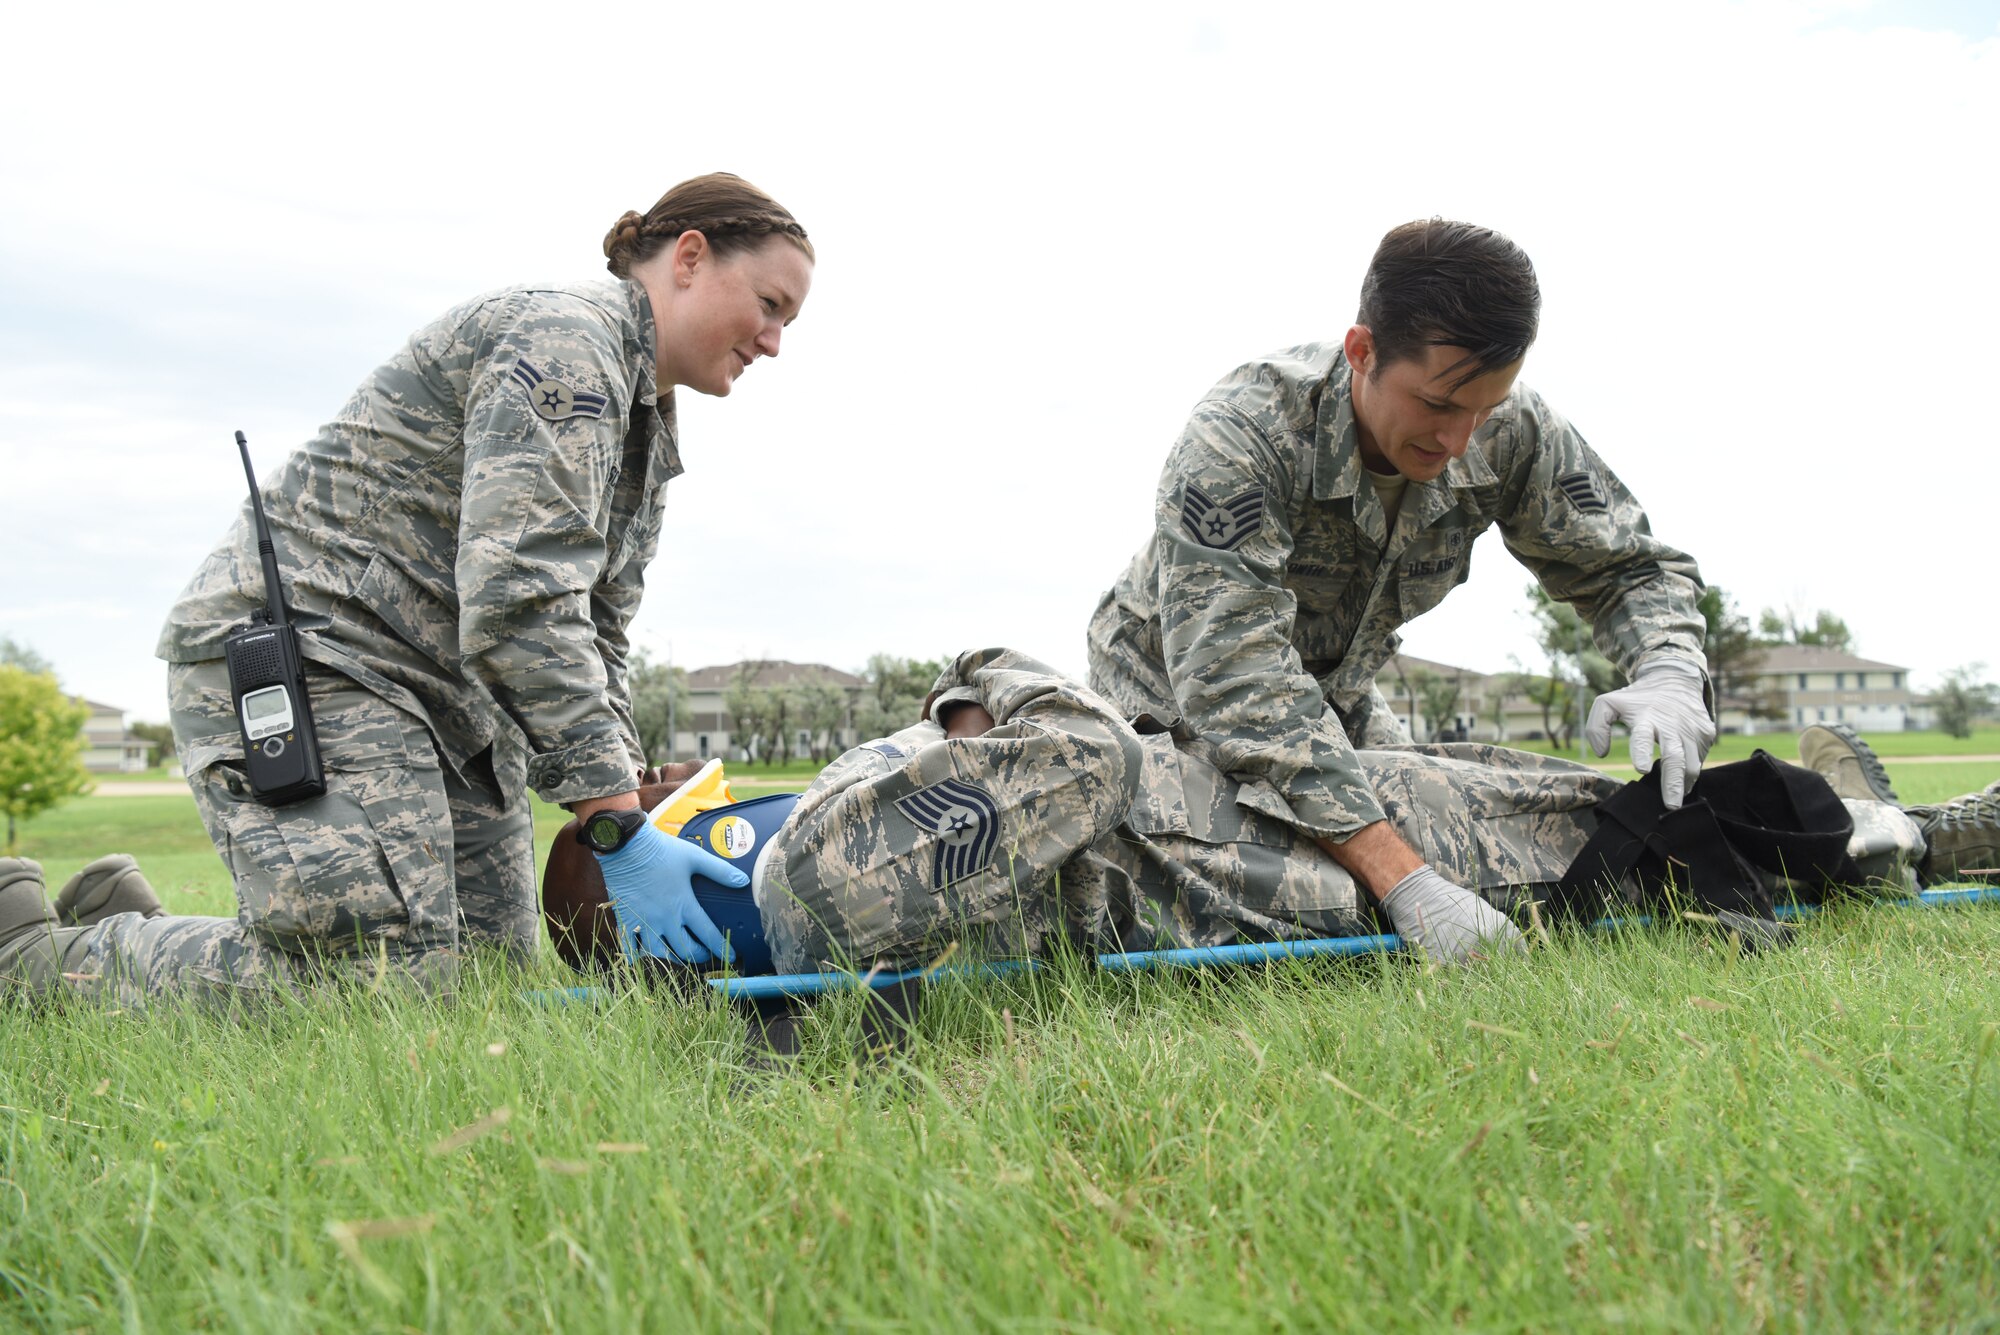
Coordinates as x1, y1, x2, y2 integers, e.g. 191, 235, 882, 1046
586, 812, 626, 851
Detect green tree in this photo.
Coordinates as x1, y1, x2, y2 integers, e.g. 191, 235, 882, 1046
1932, 663, 1997, 741
129, 720, 176, 769
1522, 585, 1622, 749
0, 635, 53, 675
1756, 605, 1854, 653
1700, 586, 1784, 722
1408, 667, 1463, 740
855, 653, 945, 740
788, 679, 851, 763
0, 665, 93, 852
1485, 679, 1509, 742
1512, 669, 1577, 750
627, 651, 690, 766
723, 666, 779, 763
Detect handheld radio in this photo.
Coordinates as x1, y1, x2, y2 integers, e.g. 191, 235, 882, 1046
221, 430, 326, 806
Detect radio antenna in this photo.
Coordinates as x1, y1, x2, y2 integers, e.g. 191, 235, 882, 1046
234, 430, 290, 630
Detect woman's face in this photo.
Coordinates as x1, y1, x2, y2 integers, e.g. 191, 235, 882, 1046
652, 235, 813, 397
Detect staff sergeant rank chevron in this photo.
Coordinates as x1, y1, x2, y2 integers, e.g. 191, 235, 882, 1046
510, 359, 610, 423
1180, 481, 1266, 552
894, 778, 1002, 889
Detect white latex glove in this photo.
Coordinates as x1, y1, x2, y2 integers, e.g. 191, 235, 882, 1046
1378, 865, 1526, 965
1584, 658, 1716, 809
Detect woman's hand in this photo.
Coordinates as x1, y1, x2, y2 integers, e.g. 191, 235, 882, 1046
595, 821, 747, 964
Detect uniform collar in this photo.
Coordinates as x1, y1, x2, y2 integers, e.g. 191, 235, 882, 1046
622, 280, 662, 409
1310, 348, 1497, 502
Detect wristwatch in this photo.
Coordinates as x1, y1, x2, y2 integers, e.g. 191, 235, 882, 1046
576, 807, 648, 855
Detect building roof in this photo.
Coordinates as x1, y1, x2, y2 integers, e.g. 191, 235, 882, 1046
1751, 645, 1906, 673
1382, 653, 1498, 682
685, 660, 868, 691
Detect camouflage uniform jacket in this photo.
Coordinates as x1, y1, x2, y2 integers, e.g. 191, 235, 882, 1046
1093, 343, 1708, 842
157, 280, 678, 807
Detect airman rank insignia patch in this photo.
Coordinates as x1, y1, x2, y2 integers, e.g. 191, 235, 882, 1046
895, 778, 1000, 889
1181, 481, 1265, 551
869, 741, 909, 760
511, 359, 610, 422
1556, 471, 1608, 514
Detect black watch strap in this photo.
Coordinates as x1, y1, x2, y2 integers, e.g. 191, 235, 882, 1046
576, 806, 649, 855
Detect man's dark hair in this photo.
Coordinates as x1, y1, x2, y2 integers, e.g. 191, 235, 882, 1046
1356, 219, 1540, 391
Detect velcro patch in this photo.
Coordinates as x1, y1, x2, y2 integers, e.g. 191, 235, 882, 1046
1556, 471, 1608, 514
1180, 481, 1265, 551
894, 778, 1000, 889
869, 741, 909, 760
511, 359, 610, 422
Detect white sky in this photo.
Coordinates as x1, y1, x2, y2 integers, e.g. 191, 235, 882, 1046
2, 0, 1996, 721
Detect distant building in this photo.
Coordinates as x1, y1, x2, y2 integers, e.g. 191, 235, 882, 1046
78, 700, 153, 773
1374, 654, 1558, 743
1732, 645, 1914, 733
676, 660, 867, 762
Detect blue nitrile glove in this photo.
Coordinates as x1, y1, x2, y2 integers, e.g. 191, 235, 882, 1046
1584, 658, 1716, 810
594, 819, 746, 965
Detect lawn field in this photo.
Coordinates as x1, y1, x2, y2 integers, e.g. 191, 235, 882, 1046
1506, 723, 2000, 766
6, 764, 2000, 1331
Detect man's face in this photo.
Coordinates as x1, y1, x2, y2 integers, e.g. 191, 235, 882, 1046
1343, 328, 1523, 482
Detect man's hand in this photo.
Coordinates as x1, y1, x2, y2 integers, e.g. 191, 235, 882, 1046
595, 820, 746, 965
1315, 820, 1424, 899
1585, 659, 1716, 808
1377, 865, 1526, 964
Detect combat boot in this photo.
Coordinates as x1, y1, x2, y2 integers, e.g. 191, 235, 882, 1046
1909, 789, 2000, 884
53, 854, 165, 925
0, 858, 93, 999
1798, 723, 1899, 803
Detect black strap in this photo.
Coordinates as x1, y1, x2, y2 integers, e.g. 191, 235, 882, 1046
1555, 763, 1796, 926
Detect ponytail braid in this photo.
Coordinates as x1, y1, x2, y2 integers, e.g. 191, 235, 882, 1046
602, 174, 813, 278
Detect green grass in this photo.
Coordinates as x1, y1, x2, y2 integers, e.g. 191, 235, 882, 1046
1512, 724, 2000, 766
5, 904, 2000, 1330
9, 770, 2000, 1330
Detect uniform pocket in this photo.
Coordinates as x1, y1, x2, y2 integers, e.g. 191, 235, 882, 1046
188, 683, 452, 955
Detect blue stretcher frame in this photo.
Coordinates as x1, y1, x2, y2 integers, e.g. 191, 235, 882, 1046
696, 883, 2000, 1002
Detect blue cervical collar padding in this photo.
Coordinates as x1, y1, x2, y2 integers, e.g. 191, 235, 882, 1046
679, 792, 800, 977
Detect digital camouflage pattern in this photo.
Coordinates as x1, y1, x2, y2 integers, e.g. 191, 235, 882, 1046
1089, 343, 1710, 843
3, 662, 537, 1006
158, 279, 677, 807
760, 652, 1934, 973
758, 648, 1144, 974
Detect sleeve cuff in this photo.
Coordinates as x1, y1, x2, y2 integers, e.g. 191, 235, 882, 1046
1233, 777, 1388, 842
528, 733, 640, 806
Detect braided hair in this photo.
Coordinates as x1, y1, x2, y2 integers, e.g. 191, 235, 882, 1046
603, 173, 813, 277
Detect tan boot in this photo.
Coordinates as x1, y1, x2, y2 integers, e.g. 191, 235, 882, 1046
1798, 724, 1900, 804
1910, 790, 2000, 884
53, 854, 165, 925
0, 858, 53, 943
0, 858, 91, 998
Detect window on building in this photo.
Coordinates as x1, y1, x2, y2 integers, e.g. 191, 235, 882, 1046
1835, 673, 1845, 689
1818, 708, 1827, 721
1796, 707, 1805, 725
1798, 674, 1809, 689
797, 730, 811, 751
1893, 673, 1903, 689
698, 735, 710, 758
1855, 673, 1867, 689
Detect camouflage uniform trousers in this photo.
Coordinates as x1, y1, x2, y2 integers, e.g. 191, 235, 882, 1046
754, 649, 1931, 972
54, 661, 536, 1007
757, 649, 1145, 975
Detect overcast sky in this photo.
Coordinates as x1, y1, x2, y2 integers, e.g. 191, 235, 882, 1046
2, 0, 1995, 722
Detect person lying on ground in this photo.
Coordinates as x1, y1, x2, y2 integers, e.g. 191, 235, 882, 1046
540, 649, 1993, 988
